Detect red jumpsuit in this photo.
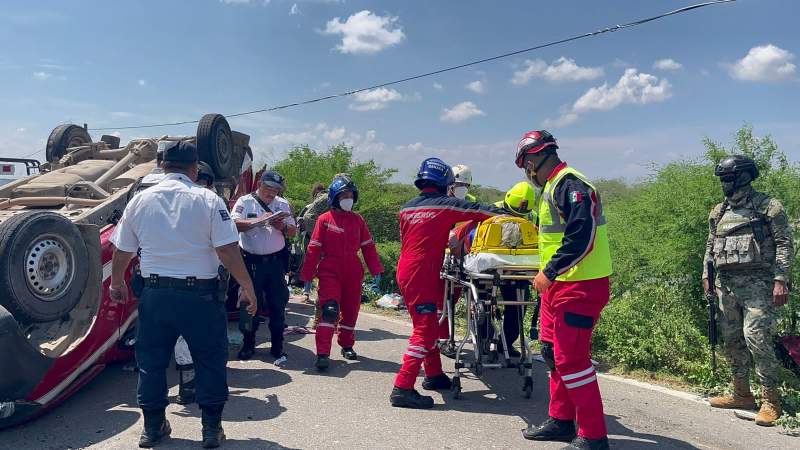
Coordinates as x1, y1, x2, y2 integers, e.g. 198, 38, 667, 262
394, 190, 501, 390
539, 163, 611, 440
300, 209, 383, 356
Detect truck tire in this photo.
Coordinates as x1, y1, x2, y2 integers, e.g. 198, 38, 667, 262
197, 114, 234, 180
46, 124, 92, 163
0, 212, 89, 323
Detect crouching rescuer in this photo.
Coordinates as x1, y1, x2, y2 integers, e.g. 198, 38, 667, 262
391, 157, 504, 409
516, 130, 612, 450
300, 175, 384, 370
703, 155, 793, 426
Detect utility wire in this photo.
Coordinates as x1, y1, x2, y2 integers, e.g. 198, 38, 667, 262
51, 0, 731, 136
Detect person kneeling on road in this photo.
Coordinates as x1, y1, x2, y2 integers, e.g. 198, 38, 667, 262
390, 158, 504, 409
300, 175, 384, 371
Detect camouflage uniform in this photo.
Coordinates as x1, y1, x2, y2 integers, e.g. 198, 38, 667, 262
702, 188, 794, 388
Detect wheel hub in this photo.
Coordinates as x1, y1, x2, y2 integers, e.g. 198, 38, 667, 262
25, 236, 74, 300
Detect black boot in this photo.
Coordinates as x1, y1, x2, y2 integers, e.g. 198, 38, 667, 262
238, 332, 256, 360
522, 417, 576, 442
200, 405, 225, 449
176, 364, 195, 405
390, 387, 434, 409
316, 355, 330, 371
422, 373, 453, 391
563, 436, 610, 450
138, 409, 171, 448
341, 347, 358, 360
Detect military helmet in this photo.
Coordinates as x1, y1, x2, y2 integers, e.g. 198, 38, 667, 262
714, 155, 759, 181
197, 161, 215, 185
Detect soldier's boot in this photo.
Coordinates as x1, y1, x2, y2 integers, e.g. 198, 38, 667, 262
709, 377, 756, 410
201, 405, 226, 448
176, 364, 195, 405
237, 332, 256, 361
138, 409, 171, 448
755, 387, 782, 427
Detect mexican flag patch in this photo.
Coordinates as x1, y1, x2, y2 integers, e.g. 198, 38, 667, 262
569, 191, 583, 204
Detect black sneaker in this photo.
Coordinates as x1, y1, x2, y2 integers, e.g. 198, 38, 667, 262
341, 347, 358, 360
522, 417, 576, 442
390, 387, 434, 409
315, 355, 330, 371
422, 374, 453, 391
563, 436, 610, 450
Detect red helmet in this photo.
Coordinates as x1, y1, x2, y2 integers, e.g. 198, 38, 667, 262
515, 130, 558, 168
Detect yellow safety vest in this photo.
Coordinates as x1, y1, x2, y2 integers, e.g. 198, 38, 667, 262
538, 166, 612, 281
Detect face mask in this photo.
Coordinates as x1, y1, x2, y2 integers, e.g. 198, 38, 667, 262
453, 186, 469, 200
339, 198, 354, 211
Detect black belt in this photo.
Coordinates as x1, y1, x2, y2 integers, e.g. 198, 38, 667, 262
144, 275, 218, 290
242, 250, 282, 263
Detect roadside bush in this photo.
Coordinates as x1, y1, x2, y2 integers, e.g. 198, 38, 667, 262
375, 241, 401, 293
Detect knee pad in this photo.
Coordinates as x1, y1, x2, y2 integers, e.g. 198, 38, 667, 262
321, 300, 340, 322
414, 303, 437, 315
541, 341, 556, 370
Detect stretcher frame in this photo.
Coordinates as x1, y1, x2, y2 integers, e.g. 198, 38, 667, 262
439, 253, 539, 399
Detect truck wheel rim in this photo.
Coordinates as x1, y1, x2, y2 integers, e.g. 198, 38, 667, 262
216, 131, 231, 168
25, 235, 75, 300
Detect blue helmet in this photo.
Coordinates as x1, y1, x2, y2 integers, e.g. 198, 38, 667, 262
414, 157, 454, 190
327, 174, 359, 208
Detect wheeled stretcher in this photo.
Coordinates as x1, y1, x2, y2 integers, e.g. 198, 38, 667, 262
439, 216, 541, 399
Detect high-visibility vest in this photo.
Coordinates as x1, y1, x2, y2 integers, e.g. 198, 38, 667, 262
538, 166, 612, 281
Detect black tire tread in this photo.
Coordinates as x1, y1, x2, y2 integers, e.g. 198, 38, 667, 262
0, 212, 89, 323
46, 124, 91, 163
196, 113, 234, 179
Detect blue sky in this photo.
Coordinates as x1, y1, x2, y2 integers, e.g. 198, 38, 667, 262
1, 0, 798, 189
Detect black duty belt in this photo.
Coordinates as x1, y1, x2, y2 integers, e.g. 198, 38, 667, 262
242, 250, 282, 263
144, 275, 218, 290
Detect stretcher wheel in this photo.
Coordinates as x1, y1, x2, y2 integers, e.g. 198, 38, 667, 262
451, 377, 461, 399
523, 376, 533, 399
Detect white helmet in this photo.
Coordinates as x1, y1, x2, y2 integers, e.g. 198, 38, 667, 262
452, 164, 473, 185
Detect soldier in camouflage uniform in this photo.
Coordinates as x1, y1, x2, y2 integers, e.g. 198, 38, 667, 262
702, 155, 793, 426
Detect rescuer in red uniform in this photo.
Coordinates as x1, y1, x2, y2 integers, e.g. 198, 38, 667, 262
390, 158, 504, 409
516, 130, 613, 450
300, 175, 383, 371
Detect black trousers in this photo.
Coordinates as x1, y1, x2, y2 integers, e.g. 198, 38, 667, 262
242, 253, 289, 356
136, 286, 228, 410
500, 281, 531, 347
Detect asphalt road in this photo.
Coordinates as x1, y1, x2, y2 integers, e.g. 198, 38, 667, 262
2, 297, 798, 450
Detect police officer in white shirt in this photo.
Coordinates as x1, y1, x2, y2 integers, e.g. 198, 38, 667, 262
108, 140, 258, 449
230, 170, 297, 361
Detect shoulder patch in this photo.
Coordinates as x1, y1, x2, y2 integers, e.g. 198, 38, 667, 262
234, 205, 244, 214
568, 190, 584, 204
219, 210, 230, 221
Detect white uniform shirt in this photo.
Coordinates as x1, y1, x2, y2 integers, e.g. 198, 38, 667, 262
110, 173, 239, 279
231, 194, 295, 255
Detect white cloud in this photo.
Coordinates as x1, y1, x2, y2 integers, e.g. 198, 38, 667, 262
138, 79, 147, 86
653, 58, 683, 71
544, 68, 672, 127
465, 80, 486, 94
111, 111, 134, 119
512, 57, 603, 85
33, 71, 51, 81
729, 44, 796, 81
432, 82, 443, 90
290, 3, 299, 15
220, 0, 254, 4
323, 10, 405, 54
349, 87, 403, 111
440, 101, 485, 123
16, 127, 26, 133
323, 126, 346, 141
396, 142, 423, 152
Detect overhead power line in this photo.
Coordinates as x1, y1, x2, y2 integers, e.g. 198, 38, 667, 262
87, 0, 734, 133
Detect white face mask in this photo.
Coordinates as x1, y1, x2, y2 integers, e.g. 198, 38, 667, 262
453, 186, 469, 200
339, 198, 354, 211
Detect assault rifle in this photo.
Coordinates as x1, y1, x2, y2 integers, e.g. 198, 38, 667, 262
706, 260, 718, 372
